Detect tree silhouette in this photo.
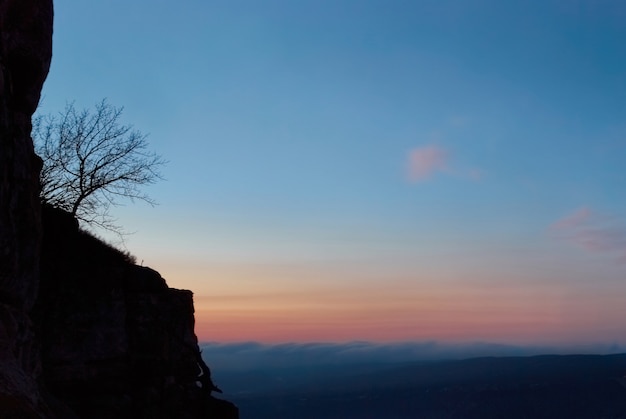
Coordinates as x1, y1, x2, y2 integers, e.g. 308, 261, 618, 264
33, 100, 166, 233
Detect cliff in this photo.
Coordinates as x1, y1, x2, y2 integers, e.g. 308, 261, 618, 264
0, 0, 53, 416
35, 206, 238, 418
0, 1, 238, 417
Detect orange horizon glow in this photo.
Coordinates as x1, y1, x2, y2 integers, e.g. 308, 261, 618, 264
148, 242, 626, 346
190, 275, 626, 344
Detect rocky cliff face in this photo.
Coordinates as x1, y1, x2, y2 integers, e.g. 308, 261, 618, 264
0, 2, 238, 417
35, 206, 238, 418
0, 0, 53, 416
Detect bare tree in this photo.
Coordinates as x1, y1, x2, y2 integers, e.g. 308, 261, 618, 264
33, 99, 166, 233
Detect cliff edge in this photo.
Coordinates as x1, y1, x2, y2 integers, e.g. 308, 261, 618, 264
0, 1, 238, 417
35, 206, 238, 418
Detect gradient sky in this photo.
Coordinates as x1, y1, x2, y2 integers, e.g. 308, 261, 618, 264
40, 0, 626, 345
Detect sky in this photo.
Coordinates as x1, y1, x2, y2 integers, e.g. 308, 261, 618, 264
39, 0, 626, 346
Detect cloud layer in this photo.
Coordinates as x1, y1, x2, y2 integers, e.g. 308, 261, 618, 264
201, 340, 623, 372
550, 207, 626, 262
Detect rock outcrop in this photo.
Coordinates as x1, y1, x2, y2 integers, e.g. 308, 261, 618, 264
0, 0, 53, 416
0, 2, 238, 417
35, 206, 238, 418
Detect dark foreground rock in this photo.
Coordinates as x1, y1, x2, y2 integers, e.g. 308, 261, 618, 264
35, 206, 238, 418
0, 1, 238, 416
0, 0, 53, 416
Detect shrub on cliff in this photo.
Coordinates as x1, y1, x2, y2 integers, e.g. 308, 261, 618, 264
33, 99, 166, 234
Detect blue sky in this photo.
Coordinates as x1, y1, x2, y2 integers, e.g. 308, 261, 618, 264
39, 0, 626, 344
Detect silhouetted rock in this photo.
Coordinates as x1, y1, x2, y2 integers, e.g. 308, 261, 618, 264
35, 205, 239, 418
0, 0, 53, 416
0, 2, 237, 416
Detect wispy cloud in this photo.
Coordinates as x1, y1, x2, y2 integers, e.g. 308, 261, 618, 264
550, 207, 626, 262
406, 145, 483, 183
407, 119, 482, 183
550, 207, 592, 230
407, 145, 449, 182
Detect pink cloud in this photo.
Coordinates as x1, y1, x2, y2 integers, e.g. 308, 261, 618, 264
550, 207, 626, 262
550, 207, 592, 230
407, 145, 448, 182
571, 228, 626, 252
